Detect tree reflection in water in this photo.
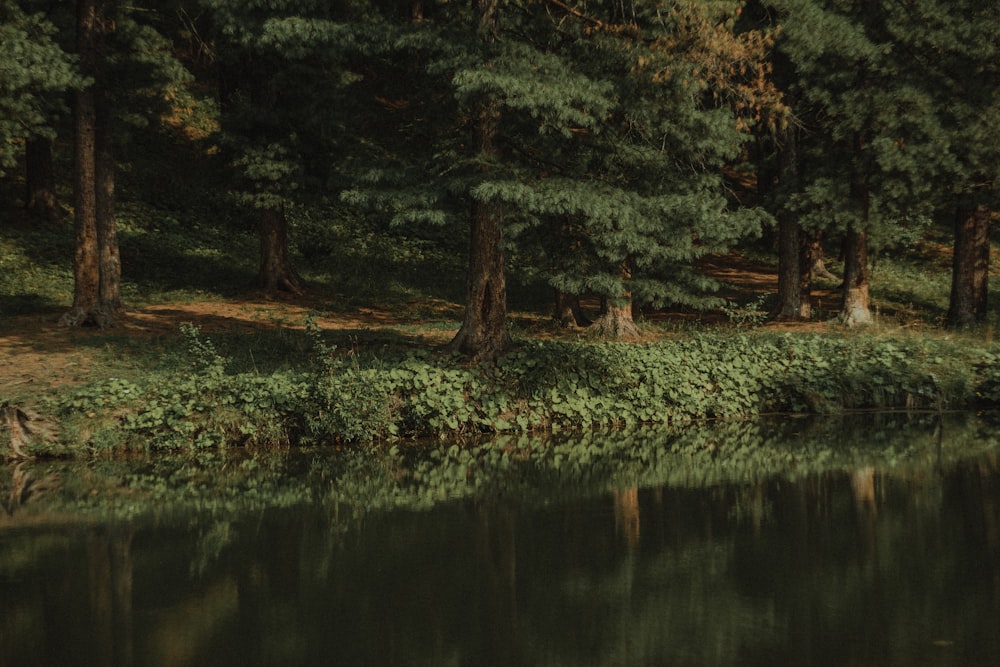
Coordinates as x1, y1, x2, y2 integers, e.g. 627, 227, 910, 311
0, 413, 999, 666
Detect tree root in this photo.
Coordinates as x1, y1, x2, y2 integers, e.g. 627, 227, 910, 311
2, 403, 59, 460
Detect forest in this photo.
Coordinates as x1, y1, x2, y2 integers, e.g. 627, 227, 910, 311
2, 0, 1000, 452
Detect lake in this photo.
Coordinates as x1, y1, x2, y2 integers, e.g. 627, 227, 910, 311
2, 412, 999, 666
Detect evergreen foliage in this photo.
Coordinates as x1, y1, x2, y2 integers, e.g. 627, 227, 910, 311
0, 0, 81, 175
769, 0, 940, 241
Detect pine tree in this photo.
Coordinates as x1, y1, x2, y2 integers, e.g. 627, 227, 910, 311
0, 1, 79, 169
0, 0, 81, 192
62, 0, 124, 327
198, 0, 383, 296
769, 0, 944, 326
345, 0, 774, 351
876, 1, 1000, 327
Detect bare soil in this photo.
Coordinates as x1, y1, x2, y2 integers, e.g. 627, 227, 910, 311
0, 254, 835, 395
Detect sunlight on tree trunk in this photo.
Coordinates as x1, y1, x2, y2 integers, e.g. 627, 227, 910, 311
590, 260, 640, 340
839, 227, 871, 327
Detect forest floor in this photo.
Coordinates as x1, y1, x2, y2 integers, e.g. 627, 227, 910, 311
0, 252, 846, 397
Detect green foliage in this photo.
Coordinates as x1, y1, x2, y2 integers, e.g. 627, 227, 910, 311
38, 328, 1000, 454
12, 411, 998, 523
0, 0, 83, 173
721, 294, 771, 329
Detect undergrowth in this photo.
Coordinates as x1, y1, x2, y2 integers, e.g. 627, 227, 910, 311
23, 325, 1000, 455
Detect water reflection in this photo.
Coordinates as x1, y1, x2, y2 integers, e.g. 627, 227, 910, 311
1, 414, 999, 666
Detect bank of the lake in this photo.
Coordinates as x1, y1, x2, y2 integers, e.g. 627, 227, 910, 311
7, 329, 1000, 457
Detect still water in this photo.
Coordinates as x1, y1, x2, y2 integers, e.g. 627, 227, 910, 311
1, 414, 999, 666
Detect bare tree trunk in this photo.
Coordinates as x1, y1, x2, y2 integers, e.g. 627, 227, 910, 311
774, 215, 802, 321
95, 83, 123, 315
947, 202, 991, 328
449, 175, 509, 360
798, 229, 840, 320
450, 0, 510, 361
839, 225, 871, 326
62, 0, 101, 327
554, 289, 589, 328
590, 260, 641, 340
258, 206, 305, 295
839, 169, 872, 327
63, 0, 122, 327
772, 121, 804, 321
24, 137, 64, 222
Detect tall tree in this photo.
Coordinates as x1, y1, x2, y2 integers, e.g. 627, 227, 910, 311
344, 0, 773, 350
878, 1, 1000, 328
770, 0, 941, 326
62, 0, 123, 327
449, 0, 510, 358
947, 202, 991, 327
200, 0, 377, 296
0, 0, 80, 204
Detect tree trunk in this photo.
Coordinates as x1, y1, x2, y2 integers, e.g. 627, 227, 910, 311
62, 0, 122, 328
258, 206, 304, 295
773, 215, 802, 321
62, 0, 101, 327
95, 83, 123, 314
947, 202, 991, 328
449, 0, 510, 362
772, 120, 805, 321
589, 260, 641, 340
590, 299, 640, 340
807, 231, 839, 281
796, 231, 818, 319
554, 289, 589, 328
839, 225, 871, 326
24, 137, 64, 223
450, 183, 509, 360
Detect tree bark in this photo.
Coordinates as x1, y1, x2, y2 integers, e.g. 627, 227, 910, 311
62, 0, 102, 327
772, 120, 805, 321
24, 137, 64, 223
450, 175, 510, 360
62, 0, 123, 327
839, 167, 873, 327
773, 215, 802, 321
589, 260, 641, 340
807, 231, 838, 281
554, 289, 589, 328
590, 299, 640, 340
449, 0, 510, 361
947, 202, 991, 328
839, 225, 871, 326
95, 82, 123, 314
258, 206, 305, 295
